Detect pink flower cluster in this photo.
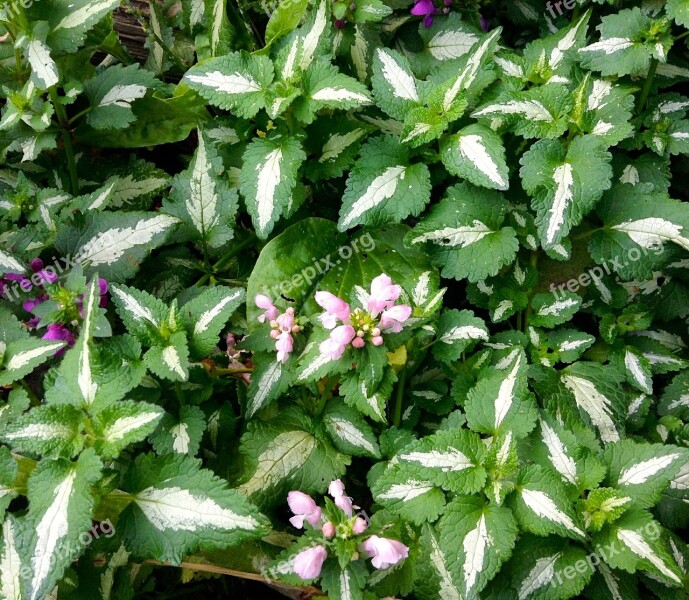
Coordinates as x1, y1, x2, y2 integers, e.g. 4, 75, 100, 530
316, 274, 412, 360
255, 295, 302, 363
286, 480, 409, 580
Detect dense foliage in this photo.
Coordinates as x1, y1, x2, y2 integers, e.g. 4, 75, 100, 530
1, 0, 689, 598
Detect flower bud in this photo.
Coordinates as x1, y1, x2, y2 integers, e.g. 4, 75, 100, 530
352, 517, 368, 534
371, 328, 381, 337
352, 337, 365, 349
270, 329, 280, 339
322, 522, 336, 538
372, 335, 384, 346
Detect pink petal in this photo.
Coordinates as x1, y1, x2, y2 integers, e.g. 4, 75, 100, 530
293, 546, 328, 580
315, 291, 351, 321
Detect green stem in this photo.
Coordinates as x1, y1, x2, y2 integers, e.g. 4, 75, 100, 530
392, 368, 408, 428
67, 106, 93, 125
636, 58, 658, 115
675, 30, 689, 42
49, 87, 79, 194
19, 380, 39, 405
523, 251, 539, 332
315, 377, 338, 416
195, 234, 257, 287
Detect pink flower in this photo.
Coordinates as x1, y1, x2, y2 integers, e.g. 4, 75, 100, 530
352, 517, 368, 534
360, 536, 409, 569
275, 331, 294, 363
255, 294, 278, 323
322, 522, 336, 538
379, 305, 412, 333
315, 291, 350, 329
319, 325, 356, 360
276, 310, 295, 331
367, 274, 402, 314
328, 479, 353, 516
293, 546, 328, 580
287, 491, 322, 528
410, 0, 436, 27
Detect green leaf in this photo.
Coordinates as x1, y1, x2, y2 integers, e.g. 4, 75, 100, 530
1, 403, 84, 459
145, 331, 190, 382
164, 130, 239, 249
391, 429, 487, 495
92, 400, 164, 460
23, 450, 102, 600
432, 309, 488, 363
84, 64, 155, 130
441, 124, 509, 191
0, 514, 22, 600
151, 405, 205, 456
592, 510, 683, 585
181, 285, 245, 357
520, 135, 612, 249
560, 362, 628, 444
321, 561, 366, 600
0, 447, 17, 521
0, 338, 65, 386
666, 0, 689, 27
322, 403, 380, 458
472, 84, 571, 140
236, 409, 350, 507
510, 465, 586, 540
579, 8, 670, 77
529, 291, 582, 328
110, 284, 168, 342
119, 453, 270, 563
603, 439, 689, 508
61, 212, 179, 281
438, 496, 518, 598
406, 183, 519, 283
507, 534, 594, 600
239, 134, 306, 239
245, 355, 292, 418
371, 467, 445, 525
371, 48, 422, 120
414, 523, 463, 600
465, 349, 538, 438
338, 135, 431, 231
22, 27, 59, 90
182, 51, 274, 117
265, 0, 309, 45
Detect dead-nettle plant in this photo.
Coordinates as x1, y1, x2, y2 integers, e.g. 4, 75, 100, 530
1, 0, 689, 599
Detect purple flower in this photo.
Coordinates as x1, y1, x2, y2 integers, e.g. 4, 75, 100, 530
255, 294, 279, 323
480, 15, 491, 32
42, 324, 75, 355
23, 294, 48, 313
411, 0, 436, 27
293, 546, 328, 580
360, 536, 409, 569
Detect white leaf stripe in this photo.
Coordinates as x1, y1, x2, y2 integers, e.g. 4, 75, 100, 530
0, 519, 21, 600
612, 217, 689, 252
624, 350, 652, 393
194, 290, 243, 336
376, 49, 419, 101
325, 416, 376, 453
5, 423, 73, 442
0, 249, 25, 273
162, 345, 186, 379
518, 554, 559, 599
103, 412, 162, 441
299, 0, 327, 70
428, 528, 462, 600
440, 325, 488, 344
185, 71, 261, 94
311, 87, 370, 103
618, 453, 682, 486
111, 287, 158, 326
616, 529, 681, 583
494, 354, 521, 429
562, 374, 619, 442
473, 100, 553, 122
237, 431, 317, 495
186, 134, 220, 237
340, 166, 407, 228
538, 297, 578, 317
255, 148, 283, 233
463, 515, 488, 594
580, 38, 633, 55
411, 221, 492, 247
320, 129, 366, 162
170, 423, 190, 454
134, 486, 260, 531
521, 488, 584, 536
248, 361, 282, 416
27, 39, 58, 89
30, 470, 78, 600
456, 134, 508, 189
99, 84, 147, 107
76, 214, 179, 267
378, 480, 435, 501
400, 448, 472, 471
5, 343, 64, 371
54, 0, 119, 30
428, 30, 478, 60
541, 421, 577, 484
546, 163, 574, 244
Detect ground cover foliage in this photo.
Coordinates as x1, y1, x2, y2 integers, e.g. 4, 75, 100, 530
1, 0, 689, 598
